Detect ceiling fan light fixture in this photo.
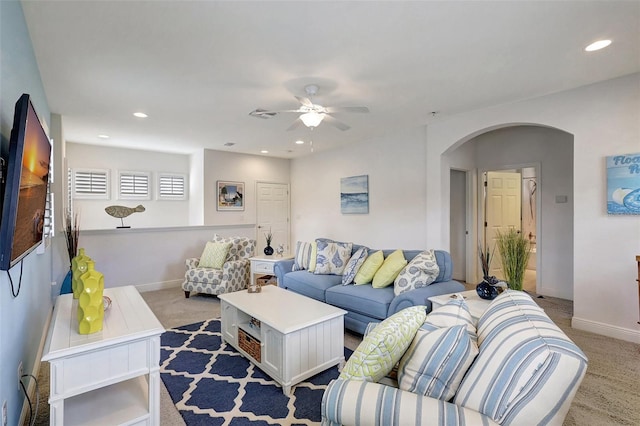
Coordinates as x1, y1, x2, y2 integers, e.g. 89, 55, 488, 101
585, 39, 611, 52
300, 111, 324, 128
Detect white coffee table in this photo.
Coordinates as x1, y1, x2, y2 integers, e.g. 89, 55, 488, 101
219, 285, 346, 395
428, 289, 492, 321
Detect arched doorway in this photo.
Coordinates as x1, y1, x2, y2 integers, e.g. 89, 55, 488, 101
446, 124, 574, 299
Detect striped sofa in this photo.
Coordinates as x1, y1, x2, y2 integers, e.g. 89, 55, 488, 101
321, 291, 588, 426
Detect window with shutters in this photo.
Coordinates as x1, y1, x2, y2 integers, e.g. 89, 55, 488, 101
72, 169, 110, 200
157, 173, 187, 200
119, 170, 151, 200
43, 155, 54, 238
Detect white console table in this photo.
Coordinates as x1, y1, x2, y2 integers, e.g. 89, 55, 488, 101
42, 286, 164, 426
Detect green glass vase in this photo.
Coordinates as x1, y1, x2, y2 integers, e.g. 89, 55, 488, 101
71, 248, 91, 299
77, 260, 104, 335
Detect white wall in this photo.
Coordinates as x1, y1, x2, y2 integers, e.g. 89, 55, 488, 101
78, 225, 256, 290
66, 143, 191, 229
62, 148, 291, 291
426, 73, 640, 343
0, 2, 54, 424
203, 149, 290, 226
290, 126, 428, 249
189, 149, 205, 225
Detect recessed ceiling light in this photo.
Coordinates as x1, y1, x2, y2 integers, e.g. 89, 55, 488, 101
261, 150, 269, 154
98, 134, 110, 139
224, 142, 236, 147
295, 140, 305, 145
133, 112, 148, 118
585, 39, 611, 52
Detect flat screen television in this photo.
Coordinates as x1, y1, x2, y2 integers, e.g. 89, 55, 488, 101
0, 94, 52, 271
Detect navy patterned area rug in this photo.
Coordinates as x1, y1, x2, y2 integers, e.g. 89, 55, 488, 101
160, 319, 351, 425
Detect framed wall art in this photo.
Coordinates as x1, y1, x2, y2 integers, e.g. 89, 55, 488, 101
217, 181, 244, 211
341, 175, 369, 214
606, 153, 640, 215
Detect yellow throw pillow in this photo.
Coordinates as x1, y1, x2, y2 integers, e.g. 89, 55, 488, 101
373, 249, 408, 288
199, 241, 232, 269
354, 250, 384, 285
308, 242, 318, 272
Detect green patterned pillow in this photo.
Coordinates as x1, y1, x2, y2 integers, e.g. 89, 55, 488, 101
339, 305, 427, 382
199, 242, 232, 269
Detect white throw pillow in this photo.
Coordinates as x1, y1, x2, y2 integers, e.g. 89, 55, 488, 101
394, 249, 440, 296
314, 240, 353, 275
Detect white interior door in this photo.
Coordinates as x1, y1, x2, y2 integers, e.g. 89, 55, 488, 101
485, 171, 521, 279
256, 182, 290, 254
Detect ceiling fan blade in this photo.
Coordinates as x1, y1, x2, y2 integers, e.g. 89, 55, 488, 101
323, 114, 351, 131
286, 118, 304, 131
325, 106, 369, 113
295, 96, 314, 108
249, 108, 303, 118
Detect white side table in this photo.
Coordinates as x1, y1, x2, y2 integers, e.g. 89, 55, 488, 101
42, 286, 164, 426
428, 289, 492, 321
249, 254, 294, 287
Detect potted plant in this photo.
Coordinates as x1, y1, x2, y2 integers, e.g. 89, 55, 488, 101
263, 228, 274, 255
476, 243, 502, 300
478, 243, 498, 285
496, 228, 531, 291
64, 210, 80, 268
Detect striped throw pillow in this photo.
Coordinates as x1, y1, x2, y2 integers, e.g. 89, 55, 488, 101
397, 325, 478, 400
423, 296, 478, 343
292, 241, 314, 271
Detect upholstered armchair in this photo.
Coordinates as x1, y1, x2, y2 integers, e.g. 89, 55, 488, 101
182, 235, 256, 298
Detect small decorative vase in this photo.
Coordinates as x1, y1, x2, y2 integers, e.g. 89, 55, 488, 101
71, 248, 91, 299
263, 245, 274, 256
77, 260, 105, 335
476, 280, 499, 300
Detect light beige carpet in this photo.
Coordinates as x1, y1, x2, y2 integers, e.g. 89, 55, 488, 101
27, 287, 639, 425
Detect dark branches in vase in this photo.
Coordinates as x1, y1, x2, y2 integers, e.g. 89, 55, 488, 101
64, 211, 80, 268
478, 243, 498, 284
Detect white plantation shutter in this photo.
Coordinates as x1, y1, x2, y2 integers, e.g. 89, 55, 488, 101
73, 169, 110, 199
157, 173, 187, 200
119, 171, 150, 200
44, 190, 54, 238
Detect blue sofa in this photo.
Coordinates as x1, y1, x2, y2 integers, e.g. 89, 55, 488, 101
273, 247, 465, 334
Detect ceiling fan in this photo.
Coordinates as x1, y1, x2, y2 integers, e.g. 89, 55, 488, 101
249, 84, 369, 131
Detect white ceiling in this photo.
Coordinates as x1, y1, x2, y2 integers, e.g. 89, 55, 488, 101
21, 1, 640, 158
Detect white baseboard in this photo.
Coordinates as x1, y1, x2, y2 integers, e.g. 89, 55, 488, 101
20, 307, 54, 426
135, 279, 182, 293
572, 316, 640, 344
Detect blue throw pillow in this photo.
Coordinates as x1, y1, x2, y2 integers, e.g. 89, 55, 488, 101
342, 247, 369, 285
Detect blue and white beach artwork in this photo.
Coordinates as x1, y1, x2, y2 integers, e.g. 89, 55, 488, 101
606, 153, 640, 215
341, 175, 369, 214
